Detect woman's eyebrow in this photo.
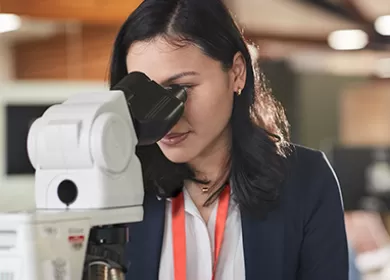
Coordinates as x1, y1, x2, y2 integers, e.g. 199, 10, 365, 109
161, 71, 199, 85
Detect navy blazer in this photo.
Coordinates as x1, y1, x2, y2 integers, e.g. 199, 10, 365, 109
125, 146, 349, 280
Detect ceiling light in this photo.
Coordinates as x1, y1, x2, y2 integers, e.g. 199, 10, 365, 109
327, 29, 369, 51
375, 15, 390, 36
0, 14, 21, 33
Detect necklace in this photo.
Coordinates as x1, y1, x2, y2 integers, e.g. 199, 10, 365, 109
200, 180, 229, 194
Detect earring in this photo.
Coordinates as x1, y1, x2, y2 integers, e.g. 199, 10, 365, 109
236, 88, 242, 96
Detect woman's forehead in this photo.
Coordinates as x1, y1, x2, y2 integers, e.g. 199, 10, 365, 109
126, 37, 219, 82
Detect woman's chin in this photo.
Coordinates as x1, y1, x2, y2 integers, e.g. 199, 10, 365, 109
159, 148, 194, 164
164, 153, 192, 164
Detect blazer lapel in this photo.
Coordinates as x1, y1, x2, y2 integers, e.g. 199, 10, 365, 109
241, 207, 284, 280
126, 194, 166, 280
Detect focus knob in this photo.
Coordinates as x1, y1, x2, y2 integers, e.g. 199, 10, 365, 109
90, 113, 133, 174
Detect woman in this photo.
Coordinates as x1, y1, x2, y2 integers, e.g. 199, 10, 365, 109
109, 1, 348, 279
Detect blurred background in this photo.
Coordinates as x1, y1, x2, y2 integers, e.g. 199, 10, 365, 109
0, 0, 389, 278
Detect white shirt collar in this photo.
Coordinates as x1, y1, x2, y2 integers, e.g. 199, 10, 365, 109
157, 184, 238, 213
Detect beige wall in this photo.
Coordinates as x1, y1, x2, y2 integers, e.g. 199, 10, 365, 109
0, 41, 14, 81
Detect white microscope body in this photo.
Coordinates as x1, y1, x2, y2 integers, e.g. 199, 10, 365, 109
0, 72, 187, 280
0, 90, 143, 280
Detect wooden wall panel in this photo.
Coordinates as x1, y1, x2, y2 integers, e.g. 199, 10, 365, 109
339, 80, 390, 146
13, 35, 69, 80
13, 24, 120, 81
81, 25, 120, 81
0, 0, 142, 24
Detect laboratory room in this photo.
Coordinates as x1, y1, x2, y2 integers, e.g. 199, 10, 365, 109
0, 0, 390, 279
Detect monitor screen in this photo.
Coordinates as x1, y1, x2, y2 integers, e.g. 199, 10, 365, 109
6, 104, 53, 175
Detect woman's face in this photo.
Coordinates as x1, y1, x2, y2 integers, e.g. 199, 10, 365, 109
126, 37, 246, 164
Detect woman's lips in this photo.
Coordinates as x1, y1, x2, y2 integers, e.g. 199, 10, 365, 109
159, 132, 190, 146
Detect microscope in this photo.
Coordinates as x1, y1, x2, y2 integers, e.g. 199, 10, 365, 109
0, 72, 187, 280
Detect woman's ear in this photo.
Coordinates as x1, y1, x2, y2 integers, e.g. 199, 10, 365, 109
230, 52, 247, 91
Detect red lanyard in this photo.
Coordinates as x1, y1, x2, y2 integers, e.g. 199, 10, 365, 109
172, 185, 231, 280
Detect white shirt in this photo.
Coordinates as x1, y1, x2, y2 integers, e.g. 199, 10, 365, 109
158, 188, 245, 280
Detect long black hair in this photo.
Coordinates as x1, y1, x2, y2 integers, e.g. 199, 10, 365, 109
109, 0, 291, 215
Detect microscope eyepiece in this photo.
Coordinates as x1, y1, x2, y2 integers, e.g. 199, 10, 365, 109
167, 85, 187, 103
112, 72, 187, 146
